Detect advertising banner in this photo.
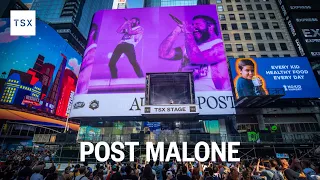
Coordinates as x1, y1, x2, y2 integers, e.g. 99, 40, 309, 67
287, 12, 320, 58
277, 0, 320, 17
0, 19, 82, 118
229, 57, 320, 99
71, 5, 235, 117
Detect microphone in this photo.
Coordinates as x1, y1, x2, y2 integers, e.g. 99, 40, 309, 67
169, 14, 182, 25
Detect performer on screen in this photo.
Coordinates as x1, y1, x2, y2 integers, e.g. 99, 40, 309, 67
77, 23, 98, 94
159, 15, 230, 90
109, 17, 144, 79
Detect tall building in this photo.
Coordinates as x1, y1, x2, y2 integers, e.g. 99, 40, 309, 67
46, 54, 67, 114
210, 0, 297, 58
55, 69, 77, 118
0, 0, 28, 18
31, 0, 113, 55
112, 0, 128, 9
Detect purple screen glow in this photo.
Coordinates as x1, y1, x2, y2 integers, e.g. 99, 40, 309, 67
77, 5, 231, 94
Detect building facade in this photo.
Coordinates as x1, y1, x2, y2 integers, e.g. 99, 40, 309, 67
31, 0, 113, 55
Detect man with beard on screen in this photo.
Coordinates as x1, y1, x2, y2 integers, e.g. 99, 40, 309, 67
109, 17, 144, 79
159, 15, 230, 90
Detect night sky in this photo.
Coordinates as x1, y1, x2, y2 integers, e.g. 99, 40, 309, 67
0, 19, 82, 85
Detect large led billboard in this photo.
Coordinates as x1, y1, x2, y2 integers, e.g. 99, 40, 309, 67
71, 5, 235, 118
0, 19, 82, 118
286, 12, 320, 58
229, 57, 320, 99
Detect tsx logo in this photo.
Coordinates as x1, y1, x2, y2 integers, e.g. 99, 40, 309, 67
10, 10, 36, 36
283, 85, 302, 91
73, 102, 85, 109
89, 100, 99, 110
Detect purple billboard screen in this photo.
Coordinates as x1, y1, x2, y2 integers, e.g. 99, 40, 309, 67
77, 5, 230, 94
72, 5, 235, 117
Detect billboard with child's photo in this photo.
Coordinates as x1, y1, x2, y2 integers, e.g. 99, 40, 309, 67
229, 57, 320, 99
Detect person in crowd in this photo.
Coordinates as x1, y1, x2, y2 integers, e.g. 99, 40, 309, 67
123, 165, 138, 180
140, 164, 156, 180
30, 165, 44, 180
177, 166, 192, 180
75, 167, 89, 180
153, 160, 164, 180
280, 158, 306, 180
62, 166, 72, 180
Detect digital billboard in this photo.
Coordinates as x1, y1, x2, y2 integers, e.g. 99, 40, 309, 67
229, 57, 320, 99
286, 12, 320, 58
0, 19, 82, 118
277, 0, 320, 18
70, 5, 235, 118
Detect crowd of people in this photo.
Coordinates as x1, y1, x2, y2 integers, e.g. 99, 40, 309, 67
0, 150, 319, 180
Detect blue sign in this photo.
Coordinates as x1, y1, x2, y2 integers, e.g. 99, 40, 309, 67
229, 57, 320, 99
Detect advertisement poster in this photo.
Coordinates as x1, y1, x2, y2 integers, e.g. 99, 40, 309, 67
229, 57, 320, 99
0, 19, 82, 118
71, 5, 235, 118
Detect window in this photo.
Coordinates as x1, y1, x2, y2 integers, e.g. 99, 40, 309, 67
244, 0, 250, 2
216, 0, 222, 3
284, 54, 291, 57
219, 14, 226, 21
235, 0, 241, 2
272, 22, 280, 29
225, 44, 233, 52
254, 0, 260, 1
244, 33, 251, 40
231, 23, 238, 30
276, 32, 284, 39
223, 34, 230, 41
250, 55, 257, 58
258, 43, 266, 51
227, 5, 233, 11
259, 13, 266, 20
265, 4, 272, 10
261, 55, 268, 57
266, 32, 273, 40
242, 23, 248, 29
280, 43, 288, 50
227, 56, 234, 59
269, 43, 277, 51
269, 13, 276, 20
262, 22, 269, 29
255, 33, 262, 40
247, 44, 255, 51
249, 13, 256, 20
234, 33, 241, 40
229, 14, 236, 20
256, 4, 262, 10
221, 24, 228, 30
239, 14, 246, 20
226, 0, 231, 2
236, 44, 243, 51
273, 54, 280, 57
218, 5, 224, 12
252, 23, 259, 29
239, 55, 245, 58
237, 5, 243, 11
246, 5, 253, 10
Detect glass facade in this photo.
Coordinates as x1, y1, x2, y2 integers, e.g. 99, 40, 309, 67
31, 0, 113, 39
144, 0, 198, 7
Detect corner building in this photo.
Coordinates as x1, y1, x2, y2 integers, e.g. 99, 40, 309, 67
63, 1, 320, 162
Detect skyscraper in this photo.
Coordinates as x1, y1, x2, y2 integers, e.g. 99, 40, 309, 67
46, 54, 67, 114
31, 0, 114, 55
0, 0, 28, 18
55, 69, 77, 118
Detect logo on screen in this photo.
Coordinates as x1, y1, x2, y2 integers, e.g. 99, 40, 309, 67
89, 100, 99, 110
74, 102, 85, 109
10, 10, 36, 36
